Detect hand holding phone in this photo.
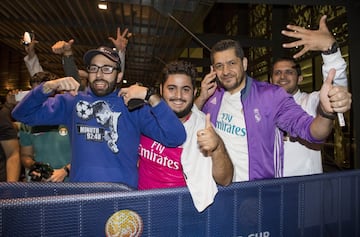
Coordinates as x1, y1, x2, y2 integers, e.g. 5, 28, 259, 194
21, 31, 35, 46
209, 66, 220, 91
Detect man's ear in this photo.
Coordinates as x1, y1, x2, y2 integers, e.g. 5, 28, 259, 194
116, 72, 124, 83
297, 75, 304, 84
159, 84, 163, 96
242, 57, 248, 71
194, 88, 198, 97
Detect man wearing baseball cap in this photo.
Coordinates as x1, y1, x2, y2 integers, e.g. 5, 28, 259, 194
12, 46, 186, 188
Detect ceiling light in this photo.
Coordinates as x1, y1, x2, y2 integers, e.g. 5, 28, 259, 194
98, 1, 108, 10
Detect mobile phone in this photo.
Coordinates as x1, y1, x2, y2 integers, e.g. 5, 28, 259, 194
210, 76, 221, 91
15, 91, 30, 102
21, 31, 34, 46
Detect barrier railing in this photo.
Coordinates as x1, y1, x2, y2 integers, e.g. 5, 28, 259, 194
1, 170, 359, 237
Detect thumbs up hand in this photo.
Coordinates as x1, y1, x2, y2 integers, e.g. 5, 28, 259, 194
319, 68, 351, 114
197, 113, 220, 157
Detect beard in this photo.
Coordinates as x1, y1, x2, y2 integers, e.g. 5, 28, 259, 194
90, 79, 117, 97
170, 98, 193, 119
220, 72, 246, 93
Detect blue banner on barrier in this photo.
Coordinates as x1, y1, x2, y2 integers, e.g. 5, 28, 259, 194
1, 170, 359, 236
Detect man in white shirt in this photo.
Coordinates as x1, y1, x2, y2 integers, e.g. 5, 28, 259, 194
270, 15, 348, 176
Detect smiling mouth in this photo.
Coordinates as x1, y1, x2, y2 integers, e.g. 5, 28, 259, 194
169, 99, 186, 106
277, 80, 289, 85
221, 78, 233, 85
93, 80, 108, 89
171, 100, 185, 106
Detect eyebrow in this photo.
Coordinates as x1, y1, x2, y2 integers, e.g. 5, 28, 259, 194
166, 84, 193, 89
89, 64, 116, 67
215, 58, 238, 64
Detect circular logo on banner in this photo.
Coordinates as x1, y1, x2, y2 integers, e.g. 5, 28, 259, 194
58, 127, 68, 136
105, 209, 143, 237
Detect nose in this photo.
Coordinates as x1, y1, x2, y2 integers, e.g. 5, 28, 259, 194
277, 71, 287, 79
175, 89, 182, 99
222, 63, 231, 74
96, 68, 104, 77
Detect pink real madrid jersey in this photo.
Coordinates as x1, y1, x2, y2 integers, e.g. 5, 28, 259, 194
138, 135, 185, 189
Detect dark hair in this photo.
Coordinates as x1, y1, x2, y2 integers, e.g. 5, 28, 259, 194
30, 71, 58, 85
271, 57, 302, 76
210, 39, 245, 64
161, 60, 197, 89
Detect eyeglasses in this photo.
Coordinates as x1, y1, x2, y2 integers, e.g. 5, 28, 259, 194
87, 65, 118, 74
213, 59, 240, 71
272, 69, 297, 77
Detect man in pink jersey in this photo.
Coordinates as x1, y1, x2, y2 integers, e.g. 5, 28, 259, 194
138, 60, 233, 212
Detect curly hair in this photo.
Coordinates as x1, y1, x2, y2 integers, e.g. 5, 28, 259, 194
161, 60, 197, 89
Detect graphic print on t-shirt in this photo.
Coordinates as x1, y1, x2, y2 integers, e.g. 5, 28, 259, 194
216, 91, 249, 181
138, 135, 185, 189
76, 100, 121, 153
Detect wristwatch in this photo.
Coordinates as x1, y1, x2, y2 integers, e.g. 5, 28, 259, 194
322, 41, 339, 55
317, 106, 336, 120
144, 87, 156, 102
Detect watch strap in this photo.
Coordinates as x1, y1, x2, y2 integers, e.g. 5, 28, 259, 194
145, 87, 155, 102
322, 41, 339, 55
318, 106, 336, 120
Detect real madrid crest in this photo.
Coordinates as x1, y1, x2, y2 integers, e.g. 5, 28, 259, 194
105, 209, 143, 237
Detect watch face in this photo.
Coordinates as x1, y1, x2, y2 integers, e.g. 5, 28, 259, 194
323, 42, 339, 55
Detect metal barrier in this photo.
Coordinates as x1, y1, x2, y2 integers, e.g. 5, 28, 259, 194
1, 170, 359, 237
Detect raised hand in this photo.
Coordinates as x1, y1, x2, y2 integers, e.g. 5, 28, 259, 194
51, 39, 75, 56
24, 34, 39, 59
118, 84, 147, 105
42, 77, 80, 96
282, 15, 336, 58
108, 27, 131, 53
195, 66, 218, 109
319, 68, 351, 115
197, 113, 220, 156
